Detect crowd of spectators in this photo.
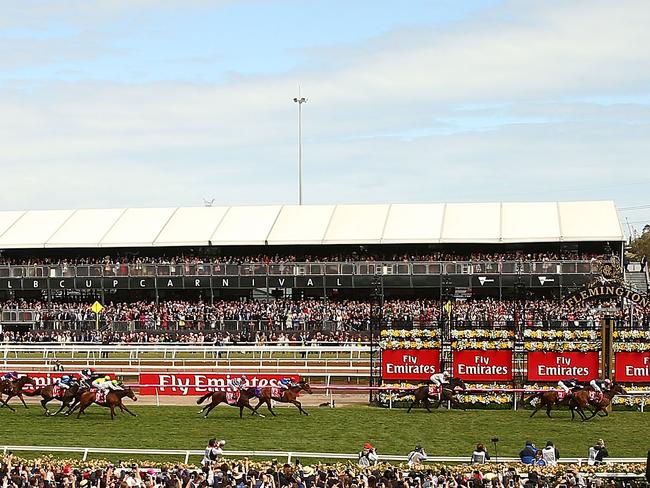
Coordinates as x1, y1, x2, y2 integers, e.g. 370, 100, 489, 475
0, 250, 603, 267
0, 298, 638, 338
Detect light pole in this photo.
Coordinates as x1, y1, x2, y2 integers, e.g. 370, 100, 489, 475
293, 89, 307, 205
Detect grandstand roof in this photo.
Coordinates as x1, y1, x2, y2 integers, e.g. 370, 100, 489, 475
0, 201, 623, 249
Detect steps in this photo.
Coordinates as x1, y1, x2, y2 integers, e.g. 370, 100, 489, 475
625, 266, 649, 292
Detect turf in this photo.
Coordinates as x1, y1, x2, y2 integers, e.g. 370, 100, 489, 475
0, 404, 647, 463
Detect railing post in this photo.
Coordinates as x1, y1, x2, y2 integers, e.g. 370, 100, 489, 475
287, 452, 292, 463
83, 448, 89, 461
513, 392, 518, 411
185, 451, 190, 464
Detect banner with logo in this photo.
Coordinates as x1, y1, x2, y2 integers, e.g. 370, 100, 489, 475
615, 352, 650, 382
138, 373, 301, 396
381, 349, 441, 380
527, 352, 599, 381
16, 372, 117, 392
453, 350, 513, 381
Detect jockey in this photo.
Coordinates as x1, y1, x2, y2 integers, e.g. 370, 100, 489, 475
279, 377, 294, 390
56, 375, 73, 391
92, 375, 123, 391
558, 378, 582, 394
430, 370, 451, 388
589, 378, 611, 393
79, 368, 96, 384
2, 371, 19, 382
229, 375, 247, 391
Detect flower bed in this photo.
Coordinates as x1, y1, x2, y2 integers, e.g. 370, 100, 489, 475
380, 329, 441, 350
451, 329, 514, 339
378, 383, 512, 409
613, 342, 650, 352
523, 341, 600, 352
452, 339, 513, 350
524, 329, 600, 340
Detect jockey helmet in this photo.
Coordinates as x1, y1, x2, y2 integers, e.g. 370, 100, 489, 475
241, 375, 247, 381
604, 378, 611, 385
443, 371, 451, 378
104, 375, 111, 381
61, 375, 70, 381
112, 380, 119, 386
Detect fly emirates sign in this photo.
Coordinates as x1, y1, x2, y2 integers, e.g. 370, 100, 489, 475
453, 350, 513, 381
615, 352, 650, 382
527, 352, 599, 381
381, 349, 440, 380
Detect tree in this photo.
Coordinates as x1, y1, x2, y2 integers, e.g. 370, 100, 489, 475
630, 229, 650, 259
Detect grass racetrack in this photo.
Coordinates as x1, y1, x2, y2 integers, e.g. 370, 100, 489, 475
0, 404, 648, 462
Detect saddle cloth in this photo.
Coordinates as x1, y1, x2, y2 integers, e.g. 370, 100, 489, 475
226, 391, 239, 404
588, 391, 604, 402
557, 391, 567, 401
271, 387, 281, 398
427, 385, 439, 395
53, 385, 65, 399
94, 389, 107, 405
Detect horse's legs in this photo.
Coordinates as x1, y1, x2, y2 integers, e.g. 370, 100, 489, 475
289, 400, 308, 416
241, 401, 265, 418
52, 400, 69, 416
406, 400, 417, 413
203, 402, 218, 419
41, 398, 52, 415
545, 404, 553, 418
529, 402, 542, 418
263, 399, 276, 416
119, 402, 137, 417
423, 397, 434, 412
0, 397, 16, 413
18, 393, 28, 409
110, 405, 116, 420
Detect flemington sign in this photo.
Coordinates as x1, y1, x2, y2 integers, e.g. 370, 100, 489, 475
563, 283, 650, 308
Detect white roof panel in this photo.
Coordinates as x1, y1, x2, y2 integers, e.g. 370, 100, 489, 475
323, 204, 390, 244
266, 205, 335, 245
0, 211, 25, 241
46, 209, 125, 248
154, 207, 229, 247
558, 200, 623, 241
210, 206, 282, 245
0, 210, 75, 248
501, 202, 561, 243
100, 207, 177, 247
441, 203, 501, 243
382, 203, 445, 244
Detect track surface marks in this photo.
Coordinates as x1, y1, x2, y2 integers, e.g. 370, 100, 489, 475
0, 405, 648, 460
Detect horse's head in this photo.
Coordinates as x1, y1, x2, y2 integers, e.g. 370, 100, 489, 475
18, 376, 35, 386
123, 387, 138, 401
450, 377, 467, 391
610, 383, 626, 395
299, 381, 313, 394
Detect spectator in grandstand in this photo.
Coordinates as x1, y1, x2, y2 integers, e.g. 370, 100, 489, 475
587, 439, 609, 466
471, 443, 491, 464
407, 444, 427, 467
357, 442, 378, 467
519, 441, 537, 464
541, 440, 559, 467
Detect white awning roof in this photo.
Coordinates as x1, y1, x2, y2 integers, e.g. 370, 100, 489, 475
0, 201, 624, 249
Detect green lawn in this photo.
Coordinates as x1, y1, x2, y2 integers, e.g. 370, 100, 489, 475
0, 405, 647, 463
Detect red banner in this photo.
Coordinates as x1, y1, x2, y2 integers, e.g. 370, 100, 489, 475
615, 352, 650, 382
453, 350, 513, 381
527, 352, 599, 381
381, 349, 440, 380
15, 372, 117, 392
138, 373, 301, 396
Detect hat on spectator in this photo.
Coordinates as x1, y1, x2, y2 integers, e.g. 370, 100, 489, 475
364, 443, 373, 449
146, 469, 156, 476
302, 466, 315, 477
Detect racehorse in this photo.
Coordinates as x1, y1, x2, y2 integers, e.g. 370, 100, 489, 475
406, 378, 467, 413
570, 383, 626, 421
0, 376, 35, 412
526, 389, 575, 418
196, 387, 265, 419
252, 381, 313, 416
69, 387, 138, 420
23, 381, 84, 416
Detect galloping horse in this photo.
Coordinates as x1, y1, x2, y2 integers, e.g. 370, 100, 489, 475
0, 376, 35, 412
526, 389, 574, 418
406, 378, 467, 413
570, 383, 626, 421
70, 386, 138, 420
196, 387, 264, 419
23, 381, 84, 416
253, 381, 313, 416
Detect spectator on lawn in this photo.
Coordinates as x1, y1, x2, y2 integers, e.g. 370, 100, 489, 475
407, 444, 427, 467
519, 440, 537, 464
588, 439, 609, 466
358, 442, 378, 467
541, 440, 559, 467
201, 438, 225, 466
471, 443, 491, 464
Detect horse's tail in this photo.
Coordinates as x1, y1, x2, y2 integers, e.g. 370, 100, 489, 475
523, 392, 542, 405
196, 391, 213, 404
22, 388, 42, 396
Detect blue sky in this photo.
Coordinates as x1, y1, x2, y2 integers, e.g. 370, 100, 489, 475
1, 0, 649, 236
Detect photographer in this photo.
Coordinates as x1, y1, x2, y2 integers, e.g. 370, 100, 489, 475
407, 445, 427, 468
471, 443, 491, 465
201, 439, 225, 467
358, 443, 379, 468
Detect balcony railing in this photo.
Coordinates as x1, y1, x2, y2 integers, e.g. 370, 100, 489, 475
0, 260, 599, 279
